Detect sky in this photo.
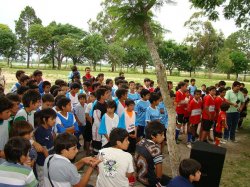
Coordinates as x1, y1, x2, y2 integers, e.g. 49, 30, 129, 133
0, 0, 239, 42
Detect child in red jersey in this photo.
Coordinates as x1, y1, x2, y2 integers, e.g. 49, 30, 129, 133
187, 90, 202, 148
175, 81, 188, 143
183, 90, 193, 135
201, 86, 216, 142
214, 102, 230, 146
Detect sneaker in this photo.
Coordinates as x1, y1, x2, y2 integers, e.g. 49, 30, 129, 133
220, 139, 227, 144
230, 139, 238, 143
186, 142, 192, 149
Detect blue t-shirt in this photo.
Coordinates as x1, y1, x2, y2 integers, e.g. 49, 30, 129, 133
56, 112, 79, 133
128, 92, 140, 102
135, 100, 150, 127
34, 126, 54, 166
189, 85, 197, 96
38, 81, 44, 94
158, 101, 168, 128
145, 106, 161, 124
167, 176, 194, 187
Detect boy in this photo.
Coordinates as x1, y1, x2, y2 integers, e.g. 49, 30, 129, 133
0, 137, 38, 186
66, 82, 81, 109
187, 90, 202, 148
99, 100, 119, 147
43, 133, 100, 187
115, 88, 128, 117
42, 80, 51, 95
135, 121, 168, 186
135, 89, 150, 139
74, 93, 87, 148
188, 79, 197, 96
96, 128, 134, 187
33, 70, 43, 94
0, 96, 13, 158
10, 70, 25, 93
200, 86, 216, 142
0, 68, 6, 89
40, 93, 54, 110
145, 92, 161, 124
92, 88, 109, 155
96, 73, 105, 85
175, 81, 188, 143
128, 81, 140, 102
238, 88, 249, 129
214, 102, 230, 146
201, 84, 206, 98
118, 99, 137, 153
14, 90, 41, 127
144, 78, 153, 92
56, 97, 79, 134
167, 159, 201, 187
6, 93, 21, 117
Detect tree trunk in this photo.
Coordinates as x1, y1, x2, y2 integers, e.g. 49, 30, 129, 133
7, 58, 10, 67
93, 62, 96, 71
38, 49, 40, 68
227, 73, 230, 79
169, 68, 172, 76
27, 46, 30, 68
52, 43, 55, 69
244, 70, 247, 81
143, 62, 146, 74
111, 62, 115, 72
236, 73, 239, 80
189, 70, 192, 77
142, 20, 180, 177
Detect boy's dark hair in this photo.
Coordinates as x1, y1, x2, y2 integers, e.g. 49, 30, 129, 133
140, 88, 150, 98
121, 84, 129, 90
55, 79, 66, 86
232, 81, 241, 88
240, 82, 245, 87
38, 108, 57, 125
95, 88, 107, 100
194, 90, 202, 95
218, 80, 226, 87
92, 82, 101, 91
220, 102, 230, 112
106, 78, 113, 85
29, 84, 39, 90
144, 78, 150, 82
78, 93, 87, 100
109, 128, 129, 147
89, 92, 96, 97
54, 133, 78, 154
6, 93, 21, 103
116, 88, 128, 99
83, 81, 91, 88
56, 97, 71, 110
15, 70, 25, 79
97, 73, 104, 78
129, 81, 135, 85
208, 86, 216, 92
167, 81, 173, 85
42, 81, 51, 89
125, 99, 135, 106
145, 121, 165, 140
136, 83, 143, 90
201, 84, 206, 87
100, 85, 112, 92
183, 79, 189, 83
218, 87, 226, 94
27, 79, 37, 87
115, 79, 124, 86
9, 121, 33, 138
50, 85, 60, 95
178, 81, 186, 89
179, 159, 201, 179
71, 65, 78, 72
52, 88, 62, 97
241, 88, 248, 94
19, 75, 30, 83
42, 93, 54, 103
190, 78, 196, 82
22, 90, 41, 108
107, 100, 117, 111
4, 137, 31, 163
0, 96, 13, 113
17, 86, 29, 95
55, 95, 66, 106
149, 92, 160, 104
85, 67, 91, 71
33, 70, 42, 77
70, 82, 81, 90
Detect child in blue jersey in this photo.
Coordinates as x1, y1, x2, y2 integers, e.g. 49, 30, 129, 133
99, 100, 119, 147
56, 97, 79, 134
66, 82, 81, 110
33, 70, 44, 94
146, 92, 161, 125
135, 89, 150, 139
128, 81, 140, 102
41, 81, 51, 95
118, 99, 137, 153
10, 70, 25, 93
115, 88, 128, 118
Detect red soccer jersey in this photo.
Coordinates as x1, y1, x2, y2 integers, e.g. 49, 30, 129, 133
175, 90, 186, 114
215, 111, 227, 133
215, 96, 226, 120
188, 98, 202, 124
184, 95, 193, 117
202, 94, 216, 120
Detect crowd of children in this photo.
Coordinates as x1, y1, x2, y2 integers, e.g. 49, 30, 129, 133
0, 66, 248, 187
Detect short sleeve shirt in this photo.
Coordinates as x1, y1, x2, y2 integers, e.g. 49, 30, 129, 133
202, 94, 215, 120
225, 90, 244, 113
175, 90, 186, 114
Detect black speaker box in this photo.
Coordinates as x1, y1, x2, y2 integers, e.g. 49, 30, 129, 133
190, 141, 227, 187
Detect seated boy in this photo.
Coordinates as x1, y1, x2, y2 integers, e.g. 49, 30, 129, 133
167, 159, 201, 187
96, 128, 134, 187
43, 132, 100, 187
135, 121, 169, 186
0, 137, 38, 186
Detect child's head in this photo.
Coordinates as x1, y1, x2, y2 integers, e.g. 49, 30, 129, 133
15, 70, 25, 81
42, 94, 54, 109
10, 121, 33, 140
0, 96, 13, 120
57, 97, 71, 112
54, 132, 78, 159
71, 65, 78, 72
193, 90, 201, 100
218, 87, 226, 97
78, 93, 87, 105
125, 99, 135, 112
145, 121, 165, 144
129, 81, 135, 91
60, 82, 69, 95
4, 137, 31, 164
83, 81, 91, 92
92, 82, 101, 92
201, 84, 206, 91
116, 79, 124, 89
218, 81, 226, 88
97, 73, 104, 82
89, 92, 96, 103
167, 81, 173, 90
220, 102, 230, 112
116, 88, 128, 100
149, 92, 160, 106
95, 88, 109, 101
22, 90, 41, 110
119, 72, 124, 77
39, 108, 57, 127
190, 79, 196, 86
106, 79, 114, 88
42, 81, 51, 93
55, 79, 66, 87
33, 70, 43, 82
6, 93, 20, 115
178, 81, 187, 92
241, 88, 248, 96
70, 82, 81, 94
140, 89, 150, 100
85, 67, 91, 74
150, 80, 154, 87
208, 86, 216, 96
106, 100, 117, 114
144, 78, 151, 87
17, 86, 29, 99
240, 82, 245, 88
19, 75, 30, 86
54, 95, 66, 110
136, 83, 143, 93
179, 159, 201, 183
109, 128, 129, 150
183, 79, 189, 86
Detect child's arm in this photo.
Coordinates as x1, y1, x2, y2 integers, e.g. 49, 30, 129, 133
74, 114, 83, 126
155, 163, 163, 179
104, 134, 109, 142
66, 126, 75, 134
85, 113, 92, 124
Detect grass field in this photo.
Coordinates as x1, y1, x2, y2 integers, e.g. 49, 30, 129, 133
2, 67, 250, 187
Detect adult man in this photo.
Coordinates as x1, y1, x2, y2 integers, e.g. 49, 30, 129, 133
82, 67, 95, 92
